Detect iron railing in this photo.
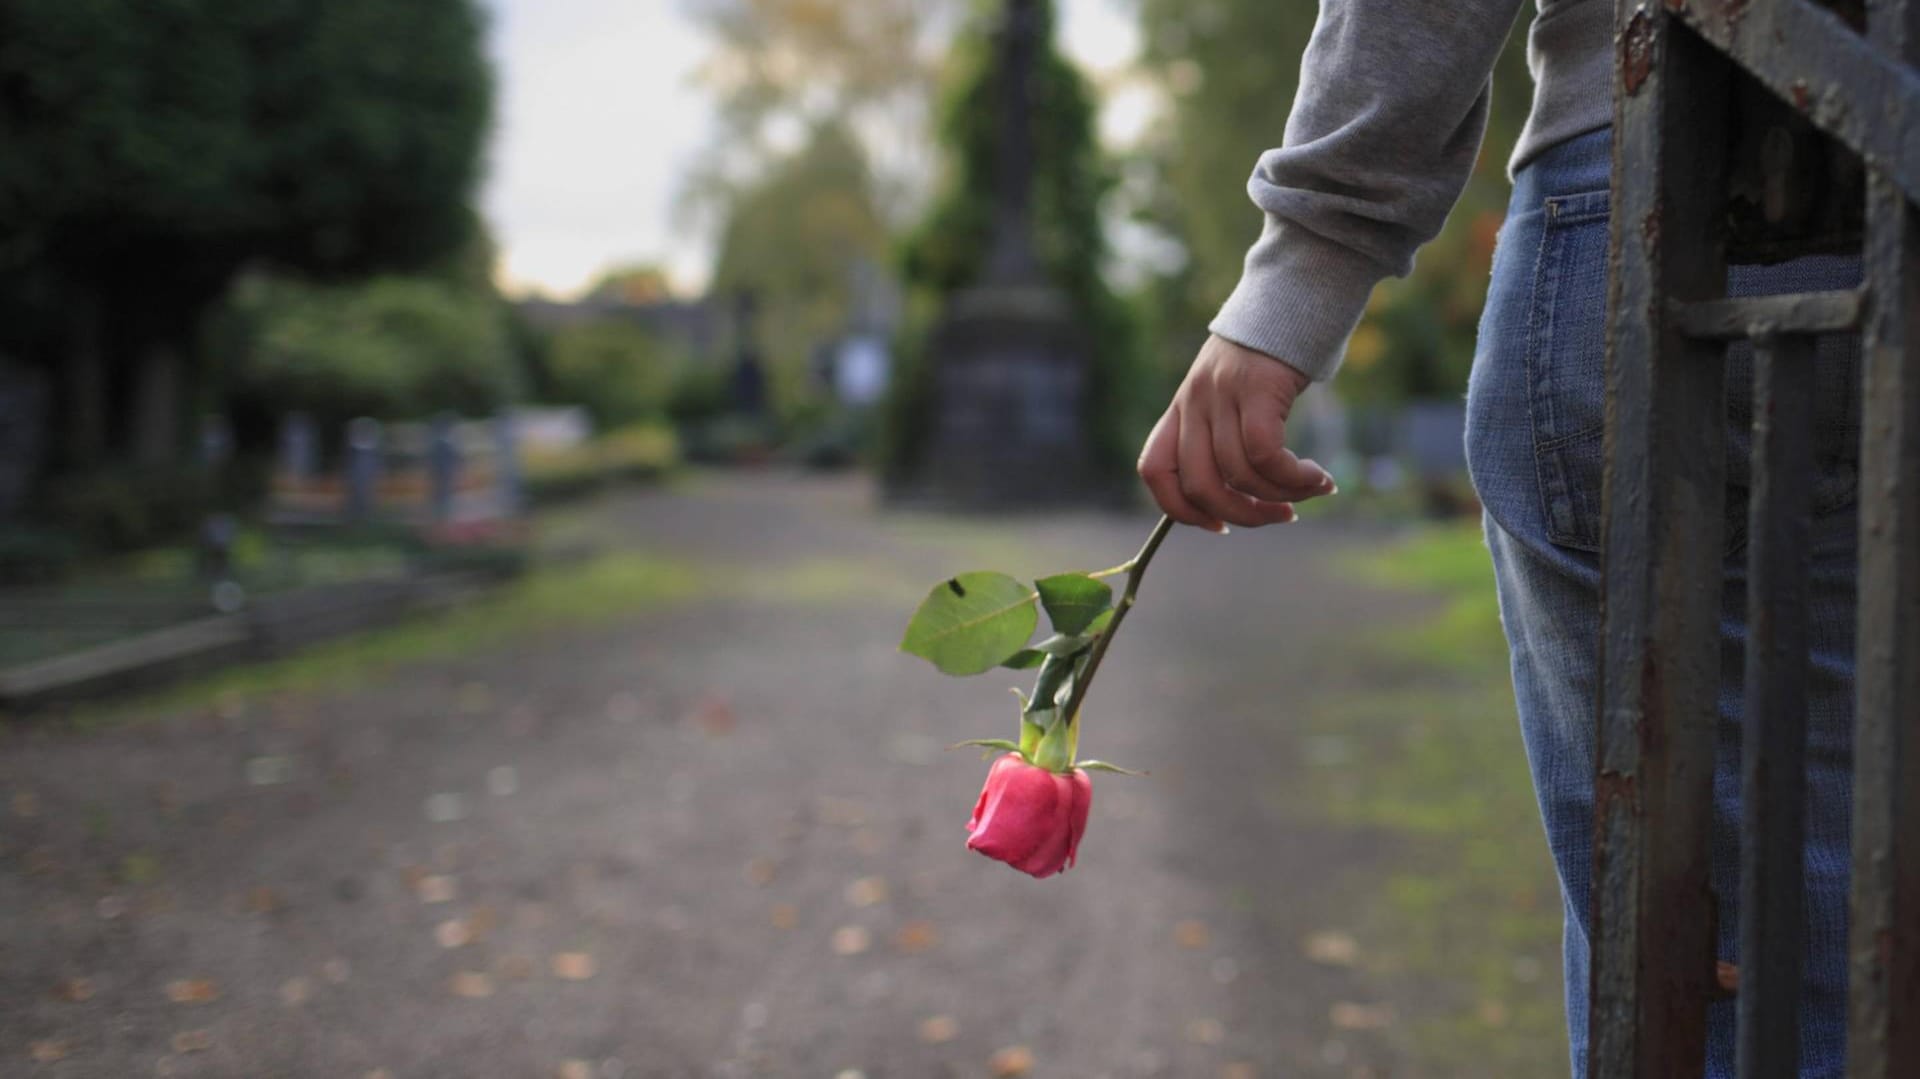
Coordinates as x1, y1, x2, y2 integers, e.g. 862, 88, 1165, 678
1596, 1, 1920, 1075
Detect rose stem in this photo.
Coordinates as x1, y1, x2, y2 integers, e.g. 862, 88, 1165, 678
1060, 514, 1175, 729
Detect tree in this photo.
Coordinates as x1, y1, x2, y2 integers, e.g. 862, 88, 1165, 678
544, 320, 681, 431
889, 0, 1146, 480
707, 121, 891, 421
681, 0, 957, 223
0, 0, 493, 467
1128, 0, 1533, 401
229, 275, 519, 433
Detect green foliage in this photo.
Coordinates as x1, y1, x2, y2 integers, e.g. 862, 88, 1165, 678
890, 0, 1147, 479
901, 571, 1041, 676
39, 466, 215, 554
708, 122, 890, 426
1130, 0, 1533, 402
0, 0, 493, 465
231, 276, 518, 428
0, 0, 492, 281
521, 423, 679, 506
544, 320, 682, 430
1033, 573, 1113, 636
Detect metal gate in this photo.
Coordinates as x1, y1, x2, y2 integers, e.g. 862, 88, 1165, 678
1595, 0, 1920, 1075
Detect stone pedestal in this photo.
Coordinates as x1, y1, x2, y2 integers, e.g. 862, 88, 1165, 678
917, 284, 1092, 509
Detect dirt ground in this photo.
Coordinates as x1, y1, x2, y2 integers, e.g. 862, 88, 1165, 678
0, 471, 1552, 1079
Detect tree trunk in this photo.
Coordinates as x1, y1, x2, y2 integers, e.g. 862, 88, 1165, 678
131, 339, 182, 467
66, 290, 107, 466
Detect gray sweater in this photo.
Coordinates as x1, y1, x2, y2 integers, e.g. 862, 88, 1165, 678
1209, 0, 1613, 381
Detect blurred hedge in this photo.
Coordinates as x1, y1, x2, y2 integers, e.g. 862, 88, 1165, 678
227, 275, 521, 431
522, 423, 679, 506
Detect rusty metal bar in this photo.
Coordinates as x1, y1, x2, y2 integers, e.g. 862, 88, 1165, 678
1846, 4, 1920, 1075
1736, 332, 1817, 1079
1672, 289, 1866, 340
1592, 6, 1735, 1075
1668, 0, 1920, 207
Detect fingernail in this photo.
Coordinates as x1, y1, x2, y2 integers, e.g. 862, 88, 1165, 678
1328, 483, 1340, 495
1212, 523, 1231, 535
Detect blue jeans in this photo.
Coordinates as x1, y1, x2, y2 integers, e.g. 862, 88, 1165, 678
1465, 127, 1861, 1077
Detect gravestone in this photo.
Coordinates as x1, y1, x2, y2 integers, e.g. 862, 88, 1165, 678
900, 0, 1097, 509
0, 362, 48, 520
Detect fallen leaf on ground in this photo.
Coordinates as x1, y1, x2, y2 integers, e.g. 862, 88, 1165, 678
279, 977, 312, 1006
29, 1040, 69, 1062
435, 919, 473, 949
415, 875, 458, 903
558, 1062, 594, 1079
12, 791, 39, 817
1478, 999, 1510, 1028
892, 921, 939, 954
918, 1015, 958, 1044
770, 904, 798, 930
551, 952, 597, 981
322, 958, 351, 984
246, 887, 282, 914
844, 876, 888, 907
745, 858, 776, 886
830, 926, 872, 956
165, 979, 219, 1005
170, 1030, 212, 1054
1186, 1018, 1226, 1045
988, 1045, 1035, 1077
686, 693, 734, 735
497, 955, 536, 981
53, 977, 95, 1002
449, 971, 495, 998
1303, 930, 1360, 967
1221, 1064, 1259, 1079
1174, 919, 1211, 950
1329, 1002, 1394, 1031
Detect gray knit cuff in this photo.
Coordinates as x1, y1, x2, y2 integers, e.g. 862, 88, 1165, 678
1206, 220, 1387, 383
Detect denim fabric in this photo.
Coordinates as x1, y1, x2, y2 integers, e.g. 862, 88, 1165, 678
1464, 126, 1861, 1077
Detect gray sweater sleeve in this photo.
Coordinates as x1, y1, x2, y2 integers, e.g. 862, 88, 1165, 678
1208, 0, 1528, 382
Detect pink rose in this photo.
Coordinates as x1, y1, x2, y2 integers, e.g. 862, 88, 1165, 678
965, 754, 1092, 878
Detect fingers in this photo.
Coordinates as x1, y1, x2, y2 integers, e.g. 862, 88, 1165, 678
1136, 407, 1223, 531
1239, 396, 1337, 499
1212, 400, 1308, 504
1177, 404, 1297, 529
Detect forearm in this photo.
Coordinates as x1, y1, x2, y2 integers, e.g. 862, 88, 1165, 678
1209, 0, 1527, 381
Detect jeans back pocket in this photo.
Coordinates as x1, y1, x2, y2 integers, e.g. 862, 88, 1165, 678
1526, 190, 1612, 552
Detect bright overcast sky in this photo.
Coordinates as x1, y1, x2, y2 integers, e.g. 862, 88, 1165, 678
479, 0, 1143, 300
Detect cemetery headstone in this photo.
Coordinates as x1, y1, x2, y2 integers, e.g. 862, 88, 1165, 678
899, 0, 1096, 508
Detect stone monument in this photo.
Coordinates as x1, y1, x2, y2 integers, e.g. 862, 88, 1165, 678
903, 0, 1096, 509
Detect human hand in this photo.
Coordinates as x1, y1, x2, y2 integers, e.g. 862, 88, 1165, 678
1136, 334, 1337, 532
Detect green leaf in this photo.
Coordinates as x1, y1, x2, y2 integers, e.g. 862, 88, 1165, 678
1001, 649, 1046, 670
1028, 654, 1075, 716
1086, 607, 1116, 636
901, 573, 1039, 676
1035, 573, 1113, 636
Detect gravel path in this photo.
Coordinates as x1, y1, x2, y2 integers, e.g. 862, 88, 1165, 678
0, 472, 1445, 1079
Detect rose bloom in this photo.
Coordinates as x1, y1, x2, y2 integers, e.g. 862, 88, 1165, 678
965, 754, 1091, 878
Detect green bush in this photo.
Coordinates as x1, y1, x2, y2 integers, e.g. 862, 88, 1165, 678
41, 467, 215, 554
231, 275, 520, 428
522, 423, 678, 505
545, 320, 680, 430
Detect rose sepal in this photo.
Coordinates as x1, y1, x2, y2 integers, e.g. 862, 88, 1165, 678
1076, 759, 1148, 777
952, 738, 1024, 759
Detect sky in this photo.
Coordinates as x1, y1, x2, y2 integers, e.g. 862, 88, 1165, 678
479, 1, 1144, 300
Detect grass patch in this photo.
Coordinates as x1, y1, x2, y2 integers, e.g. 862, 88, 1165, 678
1310, 522, 1568, 1076
64, 547, 920, 729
